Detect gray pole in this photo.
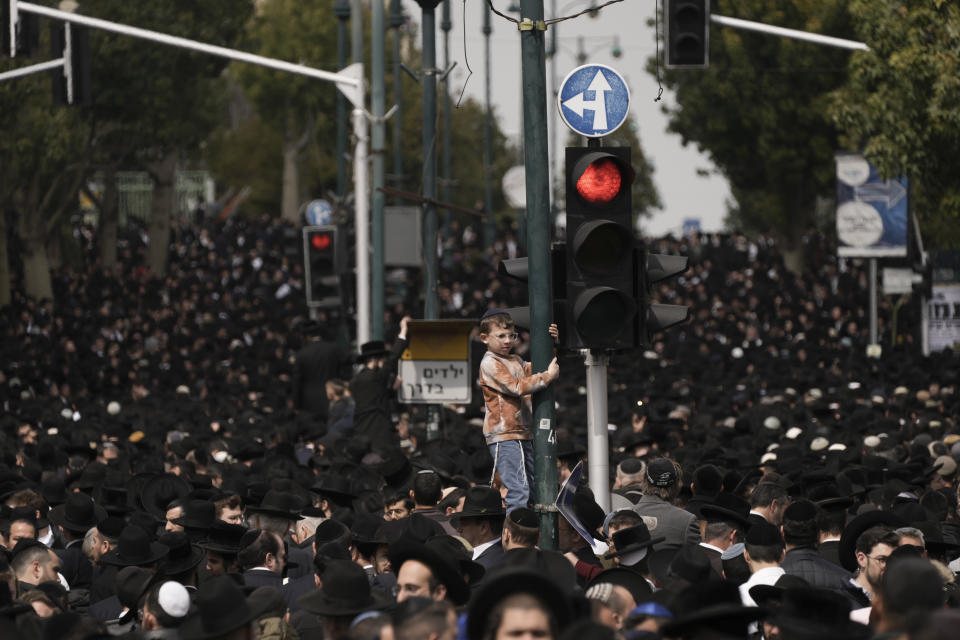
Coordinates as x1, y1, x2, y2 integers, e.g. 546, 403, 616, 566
519, 0, 557, 549
440, 1, 452, 238
371, 0, 386, 341
351, 0, 363, 64
482, 2, 495, 250
585, 349, 610, 512
390, 0, 405, 205
419, 0, 440, 321
335, 0, 350, 200
869, 258, 878, 345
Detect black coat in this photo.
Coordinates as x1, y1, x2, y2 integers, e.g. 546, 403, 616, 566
350, 338, 406, 441
293, 340, 349, 418
242, 568, 284, 589
55, 539, 93, 590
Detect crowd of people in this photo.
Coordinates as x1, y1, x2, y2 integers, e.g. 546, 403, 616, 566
0, 212, 957, 640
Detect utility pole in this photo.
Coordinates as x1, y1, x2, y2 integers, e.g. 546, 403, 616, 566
371, 0, 386, 340
390, 0, 405, 205
417, 0, 440, 321
440, 0, 452, 238
482, 2, 495, 250
334, 0, 350, 201
518, 0, 557, 549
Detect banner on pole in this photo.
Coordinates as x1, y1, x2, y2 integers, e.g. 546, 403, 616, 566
835, 153, 908, 258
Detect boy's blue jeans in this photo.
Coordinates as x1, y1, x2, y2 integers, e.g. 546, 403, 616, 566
489, 440, 534, 512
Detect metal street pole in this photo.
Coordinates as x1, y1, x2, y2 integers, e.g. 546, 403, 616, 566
371, 0, 386, 341
440, 0, 452, 238
390, 0, 405, 205
585, 349, 610, 511
334, 0, 350, 200
418, 0, 440, 321
870, 258, 878, 345
518, 0, 557, 549
482, 2, 495, 250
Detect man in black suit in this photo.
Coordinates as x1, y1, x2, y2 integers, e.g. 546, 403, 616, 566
748, 482, 788, 529
451, 486, 506, 572
350, 317, 409, 444
238, 530, 286, 589
293, 321, 350, 422
48, 493, 106, 590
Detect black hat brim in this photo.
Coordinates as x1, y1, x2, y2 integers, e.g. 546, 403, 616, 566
389, 540, 470, 605
297, 586, 393, 617
47, 503, 108, 533
100, 541, 169, 567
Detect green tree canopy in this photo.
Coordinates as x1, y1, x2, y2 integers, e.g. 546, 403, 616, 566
830, 0, 960, 247
649, 0, 855, 269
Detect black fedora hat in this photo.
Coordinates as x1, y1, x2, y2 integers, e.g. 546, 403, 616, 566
450, 486, 505, 526
351, 513, 389, 546
170, 499, 216, 532
47, 493, 107, 534
140, 473, 192, 518
610, 523, 665, 561
588, 567, 653, 605
245, 490, 305, 521
180, 574, 274, 640
100, 525, 170, 567
311, 476, 357, 505
157, 531, 204, 576
357, 340, 390, 362
770, 586, 871, 640
700, 492, 752, 531
467, 567, 572, 640
661, 581, 766, 638
837, 509, 906, 571
200, 521, 248, 554
649, 544, 717, 590
388, 538, 471, 605
298, 559, 393, 616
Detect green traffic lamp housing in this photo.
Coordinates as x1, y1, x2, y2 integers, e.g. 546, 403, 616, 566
664, 0, 710, 69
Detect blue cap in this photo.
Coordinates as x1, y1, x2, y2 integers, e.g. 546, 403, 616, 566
480, 308, 510, 321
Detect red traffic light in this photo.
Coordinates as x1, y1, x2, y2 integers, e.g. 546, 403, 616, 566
310, 232, 332, 251
576, 158, 623, 204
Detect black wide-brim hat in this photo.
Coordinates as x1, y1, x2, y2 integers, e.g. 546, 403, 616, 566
140, 473, 192, 519
357, 340, 390, 362
100, 525, 170, 567
298, 559, 394, 616
467, 567, 573, 640
180, 574, 274, 640
450, 486, 506, 526
200, 522, 248, 554
838, 509, 907, 571
311, 476, 357, 505
388, 539, 470, 605
610, 524, 665, 558
48, 493, 108, 534
245, 490, 305, 522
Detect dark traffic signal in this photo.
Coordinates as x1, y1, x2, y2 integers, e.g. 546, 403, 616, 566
51, 24, 91, 106
564, 146, 637, 350
304, 226, 342, 308
665, 0, 710, 69
496, 246, 566, 338
2, 3, 38, 58
637, 248, 689, 346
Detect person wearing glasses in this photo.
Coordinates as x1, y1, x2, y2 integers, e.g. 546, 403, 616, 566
476, 309, 559, 513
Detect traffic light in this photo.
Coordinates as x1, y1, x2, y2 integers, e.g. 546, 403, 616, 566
51, 23, 92, 106
496, 246, 566, 338
637, 248, 689, 346
664, 0, 710, 69
2, 2, 38, 58
303, 225, 342, 308
912, 260, 932, 299
564, 146, 637, 350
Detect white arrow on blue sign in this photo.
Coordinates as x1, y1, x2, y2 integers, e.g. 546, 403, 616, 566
557, 64, 630, 138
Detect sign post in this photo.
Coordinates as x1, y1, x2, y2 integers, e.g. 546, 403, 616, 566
398, 320, 476, 439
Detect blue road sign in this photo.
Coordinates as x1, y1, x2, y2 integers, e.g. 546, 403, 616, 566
557, 64, 630, 138
305, 199, 333, 226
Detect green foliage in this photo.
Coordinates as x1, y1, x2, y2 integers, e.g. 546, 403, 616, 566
83, 0, 253, 163
830, 0, 960, 246
649, 0, 855, 248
